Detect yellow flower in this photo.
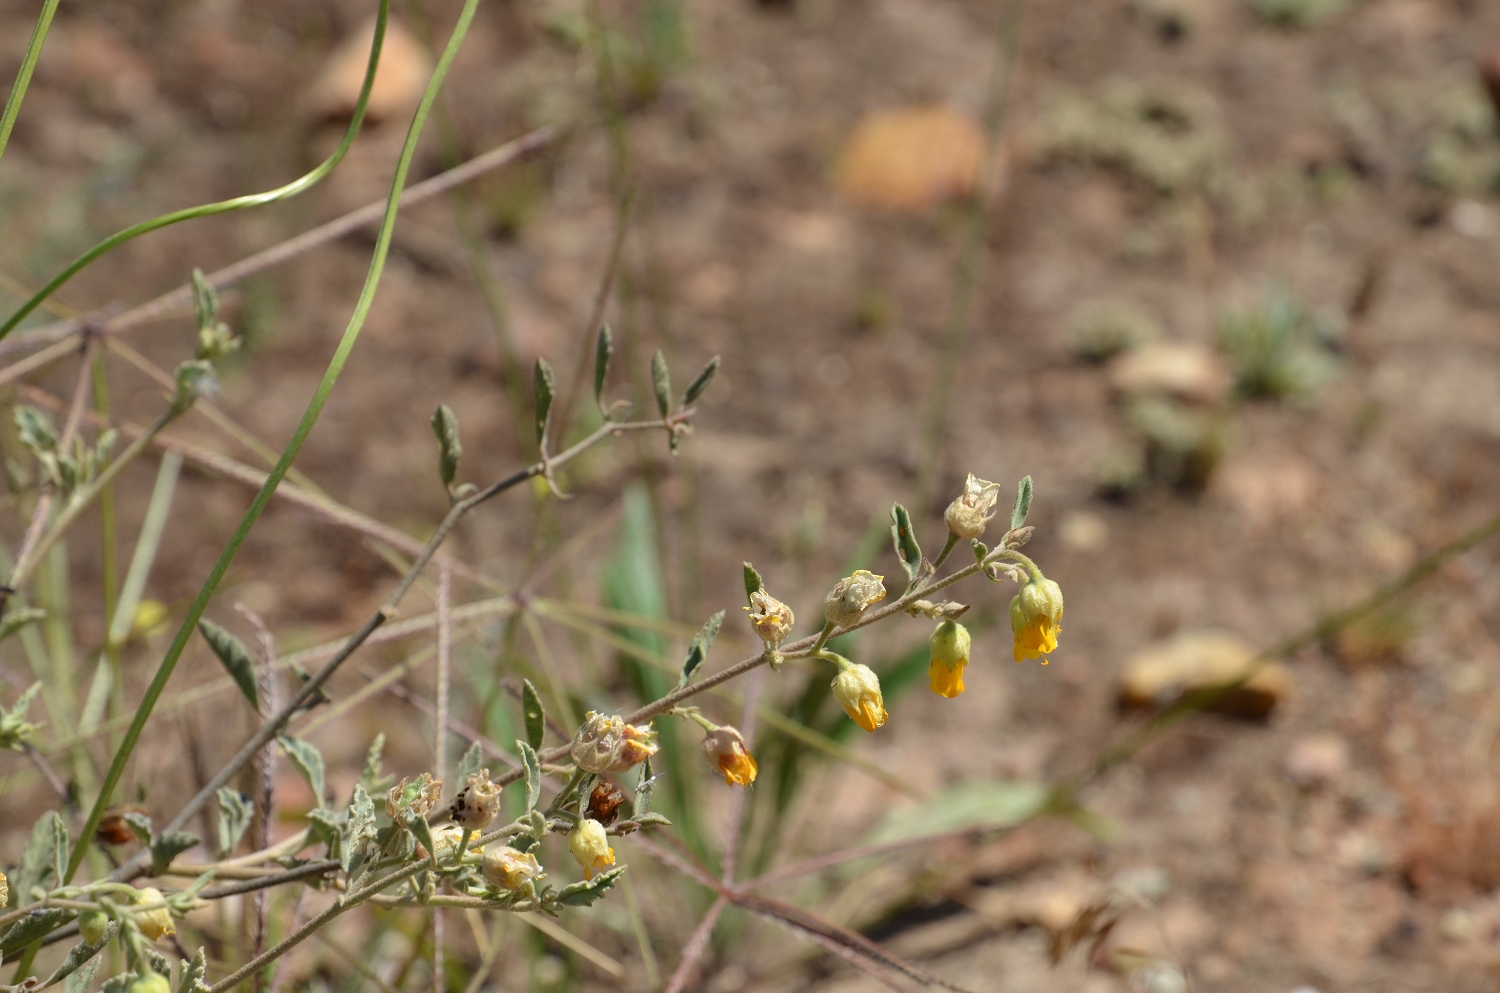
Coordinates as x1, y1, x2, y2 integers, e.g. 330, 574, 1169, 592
568, 818, 616, 880
832, 663, 888, 732
133, 887, 175, 941
482, 844, 545, 891
823, 571, 887, 629
927, 621, 971, 699
943, 473, 1001, 540
571, 712, 660, 774
701, 726, 758, 787
0, 870, 7, 909
745, 590, 794, 647
1010, 577, 1063, 663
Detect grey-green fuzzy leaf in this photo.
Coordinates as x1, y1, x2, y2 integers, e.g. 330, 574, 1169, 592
593, 326, 613, 411
650, 350, 671, 418
277, 734, 326, 805
521, 679, 545, 752
198, 620, 260, 710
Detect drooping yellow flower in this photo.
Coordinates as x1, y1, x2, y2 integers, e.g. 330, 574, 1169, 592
832, 663, 888, 732
824, 571, 887, 629
927, 620, 971, 699
1010, 577, 1063, 663
568, 818, 616, 880
482, 844, 546, 891
943, 474, 1002, 540
701, 726, 758, 786
133, 887, 175, 941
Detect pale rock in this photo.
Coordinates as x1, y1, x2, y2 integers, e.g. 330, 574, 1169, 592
1118, 630, 1289, 718
1284, 734, 1349, 790
1108, 342, 1231, 405
306, 18, 433, 123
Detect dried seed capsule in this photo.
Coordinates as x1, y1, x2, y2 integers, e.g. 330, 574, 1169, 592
568, 818, 616, 880
571, 712, 660, 774
823, 571, 887, 629
586, 781, 627, 827
448, 770, 501, 832
745, 590, 794, 647
943, 473, 1001, 540
386, 773, 443, 820
482, 845, 545, 891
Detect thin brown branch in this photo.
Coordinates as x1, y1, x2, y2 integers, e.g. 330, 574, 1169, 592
659, 895, 727, 993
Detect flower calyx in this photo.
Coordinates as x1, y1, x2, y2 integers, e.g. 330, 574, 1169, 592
571, 711, 660, 774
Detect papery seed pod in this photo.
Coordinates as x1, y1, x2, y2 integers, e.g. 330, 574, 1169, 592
746, 590, 794, 647
571, 712, 659, 774
1010, 577, 1064, 664
701, 726, 758, 787
133, 887, 175, 941
823, 571, 887, 629
586, 781, 627, 827
449, 770, 501, 831
927, 621, 971, 699
386, 773, 443, 820
568, 818, 616, 880
96, 805, 149, 846
944, 473, 1002, 540
482, 844, 545, 891
422, 824, 465, 863
831, 663, 888, 732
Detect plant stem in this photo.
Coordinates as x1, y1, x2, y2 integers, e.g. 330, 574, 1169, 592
0, 0, 60, 168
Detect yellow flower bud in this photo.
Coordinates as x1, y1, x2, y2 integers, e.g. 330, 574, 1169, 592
424, 825, 465, 863
448, 770, 501, 832
927, 621, 971, 699
832, 663, 888, 732
571, 712, 660, 774
568, 818, 616, 880
1010, 577, 1063, 663
701, 726, 758, 787
128, 974, 171, 993
745, 590, 794, 647
0, 870, 7, 909
482, 844, 545, 891
133, 887, 174, 941
823, 571, 887, 629
944, 473, 1001, 540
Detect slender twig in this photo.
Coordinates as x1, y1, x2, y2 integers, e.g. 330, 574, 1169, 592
660, 895, 728, 993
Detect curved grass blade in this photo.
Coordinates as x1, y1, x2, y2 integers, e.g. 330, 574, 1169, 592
0, 0, 61, 168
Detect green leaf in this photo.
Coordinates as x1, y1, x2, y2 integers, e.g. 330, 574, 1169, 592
305, 807, 344, 856
430, 405, 462, 489
742, 562, 764, 604
0, 608, 46, 644
215, 788, 253, 859
521, 679, 545, 752
277, 735, 326, 804
341, 785, 376, 874
41, 920, 117, 989
650, 350, 671, 419
150, 832, 199, 876
174, 947, 207, 993
678, 611, 724, 688
15, 406, 57, 455
360, 733, 392, 794
100, 973, 132, 993
680, 355, 720, 406
633, 757, 654, 817
36, 810, 69, 887
66, 952, 103, 993
889, 504, 922, 584
2, 908, 72, 958
0, 681, 45, 750
555, 865, 627, 907
190, 269, 219, 330
198, 620, 260, 711
402, 812, 435, 864
533, 357, 556, 447
593, 325, 613, 412
455, 740, 484, 788
1010, 475, 1033, 531
122, 810, 154, 845
518, 741, 540, 814
971, 539, 988, 564
865, 779, 1049, 845
631, 811, 671, 828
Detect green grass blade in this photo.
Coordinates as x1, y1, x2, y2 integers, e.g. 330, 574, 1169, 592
64, 0, 485, 883
0, 0, 61, 168
0, 0, 392, 342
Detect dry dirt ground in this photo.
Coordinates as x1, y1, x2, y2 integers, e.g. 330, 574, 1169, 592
4, 0, 1500, 991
